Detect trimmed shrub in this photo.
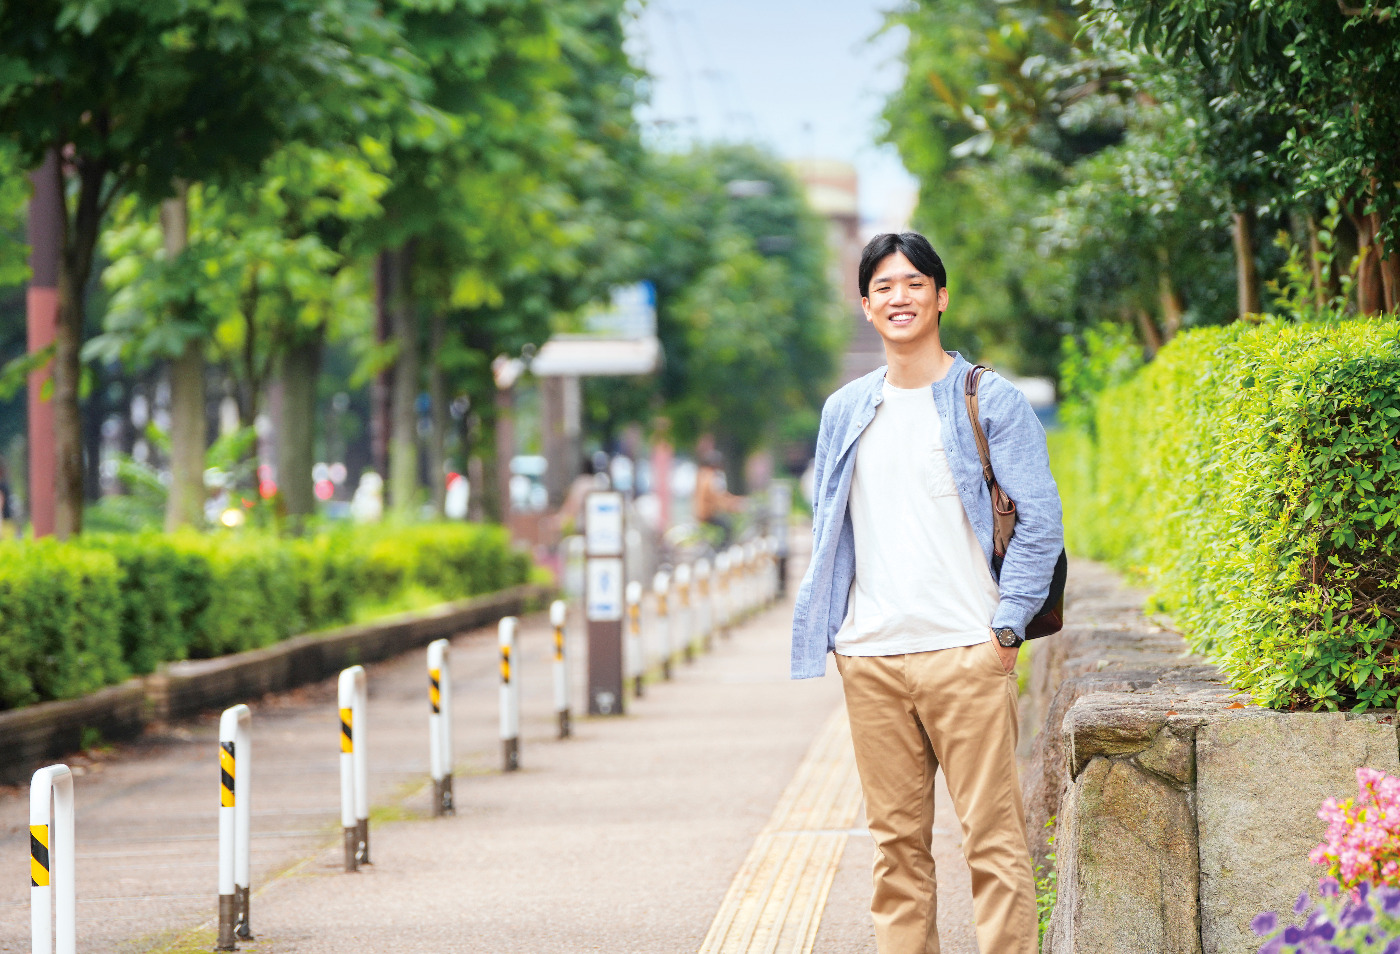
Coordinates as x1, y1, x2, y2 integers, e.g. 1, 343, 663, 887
1057, 316, 1400, 710
0, 520, 534, 709
0, 542, 127, 708
81, 533, 214, 674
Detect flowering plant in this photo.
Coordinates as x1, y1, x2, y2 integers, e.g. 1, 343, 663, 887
1253, 880, 1400, 953
1311, 768, 1400, 892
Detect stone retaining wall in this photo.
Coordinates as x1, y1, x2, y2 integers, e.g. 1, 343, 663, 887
0, 584, 552, 785
1025, 562, 1399, 954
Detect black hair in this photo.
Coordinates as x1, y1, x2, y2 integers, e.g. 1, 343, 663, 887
858, 231, 947, 298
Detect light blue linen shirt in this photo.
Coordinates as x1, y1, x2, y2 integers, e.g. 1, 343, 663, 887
790, 353, 1064, 679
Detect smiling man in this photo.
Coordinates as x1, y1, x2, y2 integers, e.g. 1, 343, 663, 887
791, 232, 1063, 953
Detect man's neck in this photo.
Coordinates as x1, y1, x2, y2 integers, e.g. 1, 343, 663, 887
883, 335, 954, 389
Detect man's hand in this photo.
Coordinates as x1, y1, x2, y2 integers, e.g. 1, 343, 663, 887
990, 630, 1019, 674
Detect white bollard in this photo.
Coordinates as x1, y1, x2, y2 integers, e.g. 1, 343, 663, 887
744, 543, 759, 615
427, 639, 453, 816
674, 563, 693, 662
338, 665, 369, 871
695, 558, 713, 651
499, 616, 520, 770
217, 705, 252, 949
653, 571, 673, 680
626, 581, 644, 698
550, 601, 571, 739
714, 552, 732, 636
30, 765, 75, 954
728, 545, 746, 619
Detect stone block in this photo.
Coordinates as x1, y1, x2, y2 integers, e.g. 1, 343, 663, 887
1049, 756, 1201, 954
1196, 713, 1400, 954
1135, 726, 1194, 786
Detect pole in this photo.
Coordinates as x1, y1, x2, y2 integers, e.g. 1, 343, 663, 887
626, 581, 644, 698
550, 601, 571, 739
653, 571, 672, 680
338, 666, 368, 871
427, 640, 454, 816
499, 616, 520, 771
217, 705, 252, 949
26, 152, 62, 539
30, 764, 75, 954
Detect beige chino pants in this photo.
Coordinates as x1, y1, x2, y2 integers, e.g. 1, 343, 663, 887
835, 644, 1037, 954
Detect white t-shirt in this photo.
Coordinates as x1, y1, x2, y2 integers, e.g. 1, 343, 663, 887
837, 380, 1001, 656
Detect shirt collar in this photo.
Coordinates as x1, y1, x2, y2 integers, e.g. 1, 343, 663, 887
866, 352, 969, 408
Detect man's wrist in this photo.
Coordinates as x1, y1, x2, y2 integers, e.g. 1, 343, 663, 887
991, 626, 1023, 649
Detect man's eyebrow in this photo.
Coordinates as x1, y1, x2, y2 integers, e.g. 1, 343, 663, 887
872, 271, 926, 284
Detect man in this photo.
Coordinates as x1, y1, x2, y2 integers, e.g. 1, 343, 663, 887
694, 449, 744, 547
791, 231, 1062, 953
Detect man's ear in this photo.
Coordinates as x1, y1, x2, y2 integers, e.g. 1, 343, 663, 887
860, 296, 873, 322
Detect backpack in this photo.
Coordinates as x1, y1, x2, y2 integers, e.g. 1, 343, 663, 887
964, 365, 1067, 639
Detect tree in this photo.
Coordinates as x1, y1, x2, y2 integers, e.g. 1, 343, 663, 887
0, 0, 412, 534
1107, 0, 1400, 312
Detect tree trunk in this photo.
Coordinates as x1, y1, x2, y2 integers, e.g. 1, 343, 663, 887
279, 324, 325, 528
387, 243, 420, 516
1372, 209, 1399, 313
1133, 308, 1162, 358
1156, 250, 1184, 341
371, 251, 393, 478
1352, 211, 1383, 315
428, 310, 448, 517
52, 160, 107, 539
1231, 208, 1262, 317
163, 184, 206, 531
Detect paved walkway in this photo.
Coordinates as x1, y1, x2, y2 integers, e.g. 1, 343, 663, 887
0, 552, 981, 954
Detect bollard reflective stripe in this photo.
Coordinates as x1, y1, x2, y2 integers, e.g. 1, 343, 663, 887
695, 559, 712, 650
30, 764, 75, 954
217, 704, 252, 947
338, 666, 368, 871
653, 571, 672, 680
427, 639, 454, 816
499, 616, 520, 770
549, 601, 570, 739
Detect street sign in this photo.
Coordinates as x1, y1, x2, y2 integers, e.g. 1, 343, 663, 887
584, 491, 626, 715
584, 491, 625, 557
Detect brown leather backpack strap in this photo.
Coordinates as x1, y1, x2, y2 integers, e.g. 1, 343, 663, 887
963, 365, 995, 487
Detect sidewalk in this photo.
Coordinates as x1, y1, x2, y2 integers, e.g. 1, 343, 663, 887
0, 555, 979, 954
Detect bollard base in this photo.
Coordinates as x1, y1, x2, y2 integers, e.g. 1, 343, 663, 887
634, 674, 644, 698
558, 709, 571, 739
503, 736, 520, 772
663, 658, 672, 680
432, 776, 455, 816
234, 884, 253, 939
357, 817, 371, 865
343, 826, 359, 872
217, 892, 238, 950
684, 643, 694, 663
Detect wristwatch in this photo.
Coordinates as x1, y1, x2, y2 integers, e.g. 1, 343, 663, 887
992, 626, 1023, 649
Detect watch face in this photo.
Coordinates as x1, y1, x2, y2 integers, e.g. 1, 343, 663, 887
995, 628, 1019, 647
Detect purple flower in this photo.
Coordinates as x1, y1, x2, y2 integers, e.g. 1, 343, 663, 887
1383, 938, 1400, 954
1320, 878, 1341, 898
1253, 912, 1279, 936
1338, 902, 1374, 928
1296, 892, 1312, 914
1257, 940, 1283, 954
1284, 925, 1305, 944
1378, 886, 1400, 915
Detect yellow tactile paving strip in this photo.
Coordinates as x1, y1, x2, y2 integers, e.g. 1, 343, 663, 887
699, 706, 864, 954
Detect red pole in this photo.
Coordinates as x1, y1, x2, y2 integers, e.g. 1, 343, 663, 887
26, 151, 62, 539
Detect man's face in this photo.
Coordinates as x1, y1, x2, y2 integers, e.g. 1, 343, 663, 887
860, 251, 948, 347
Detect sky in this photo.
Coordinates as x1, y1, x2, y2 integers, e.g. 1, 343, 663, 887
625, 0, 920, 231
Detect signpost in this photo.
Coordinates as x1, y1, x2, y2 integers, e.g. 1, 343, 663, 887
584, 491, 626, 716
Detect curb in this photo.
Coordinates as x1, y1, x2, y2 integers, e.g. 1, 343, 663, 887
0, 583, 554, 785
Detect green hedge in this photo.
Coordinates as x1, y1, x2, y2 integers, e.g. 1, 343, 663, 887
0, 522, 534, 710
1056, 316, 1400, 710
